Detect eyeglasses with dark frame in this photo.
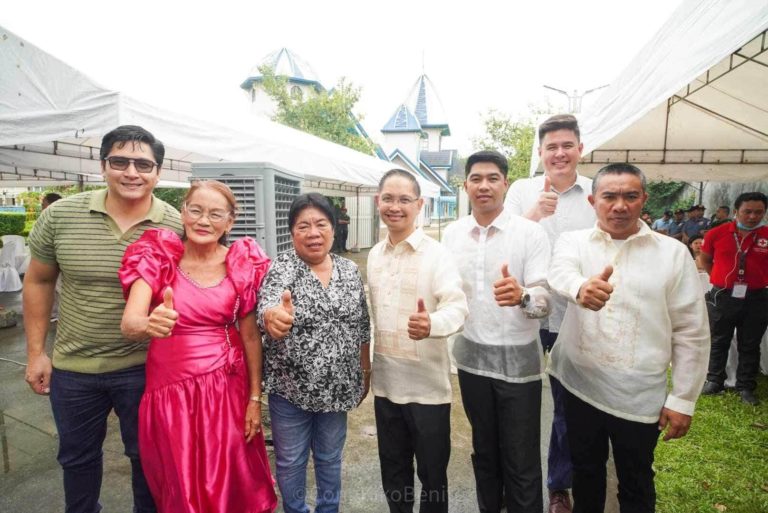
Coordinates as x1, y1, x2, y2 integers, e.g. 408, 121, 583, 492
183, 203, 232, 224
104, 156, 158, 173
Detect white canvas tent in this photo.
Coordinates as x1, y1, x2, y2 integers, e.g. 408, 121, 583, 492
0, 24, 439, 197
576, 0, 768, 182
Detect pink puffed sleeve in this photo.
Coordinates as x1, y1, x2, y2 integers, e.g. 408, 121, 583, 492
226, 237, 271, 318
119, 229, 185, 301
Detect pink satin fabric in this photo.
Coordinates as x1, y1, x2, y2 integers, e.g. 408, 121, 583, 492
120, 231, 276, 513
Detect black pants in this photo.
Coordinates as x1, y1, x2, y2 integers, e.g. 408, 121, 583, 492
374, 397, 451, 513
335, 228, 348, 252
706, 288, 768, 391
457, 370, 542, 513
565, 389, 659, 513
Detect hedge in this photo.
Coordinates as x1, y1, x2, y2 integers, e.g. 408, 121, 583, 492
0, 213, 27, 236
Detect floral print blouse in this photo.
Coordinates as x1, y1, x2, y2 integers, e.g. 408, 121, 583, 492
257, 249, 371, 412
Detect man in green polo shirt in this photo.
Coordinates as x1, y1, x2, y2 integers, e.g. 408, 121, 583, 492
24, 125, 183, 513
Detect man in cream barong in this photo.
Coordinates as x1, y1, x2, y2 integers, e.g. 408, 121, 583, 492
547, 163, 710, 513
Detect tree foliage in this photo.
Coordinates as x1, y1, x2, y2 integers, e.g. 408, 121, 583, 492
472, 109, 544, 183
645, 181, 693, 218
153, 188, 186, 211
258, 66, 374, 155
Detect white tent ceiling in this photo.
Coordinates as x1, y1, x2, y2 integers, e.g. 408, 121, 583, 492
577, 0, 768, 182
0, 25, 440, 197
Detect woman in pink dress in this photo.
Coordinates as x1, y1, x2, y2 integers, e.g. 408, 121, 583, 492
119, 180, 277, 513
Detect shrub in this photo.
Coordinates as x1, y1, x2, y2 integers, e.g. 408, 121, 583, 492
22, 220, 35, 237
0, 213, 27, 236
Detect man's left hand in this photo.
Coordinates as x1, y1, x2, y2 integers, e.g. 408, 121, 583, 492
493, 264, 524, 307
658, 407, 692, 441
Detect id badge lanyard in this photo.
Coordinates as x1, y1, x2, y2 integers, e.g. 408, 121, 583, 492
732, 231, 757, 298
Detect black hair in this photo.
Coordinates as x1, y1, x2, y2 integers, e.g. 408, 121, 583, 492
591, 163, 647, 195
100, 125, 165, 168
734, 192, 767, 210
465, 150, 509, 177
288, 193, 336, 232
378, 168, 421, 197
717, 205, 730, 214
43, 192, 62, 205
538, 114, 581, 142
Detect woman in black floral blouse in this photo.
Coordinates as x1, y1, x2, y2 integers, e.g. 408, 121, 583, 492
257, 193, 371, 513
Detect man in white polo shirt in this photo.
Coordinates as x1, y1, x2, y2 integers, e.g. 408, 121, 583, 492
368, 169, 468, 513
548, 163, 709, 513
504, 113, 595, 513
443, 150, 551, 513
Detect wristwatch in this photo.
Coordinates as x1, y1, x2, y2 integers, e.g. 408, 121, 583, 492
520, 288, 531, 308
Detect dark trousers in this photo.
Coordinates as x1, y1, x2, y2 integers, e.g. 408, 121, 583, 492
374, 397, 450, 513
457, 369, 542, 513
706, 288, 768, 391
540, 329, 573, 492
334, 228, 348, 252
564, 389, 659, 513
50, 366, 156, 513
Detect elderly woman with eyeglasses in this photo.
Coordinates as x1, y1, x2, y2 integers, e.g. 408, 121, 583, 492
257, 193, 371, 513
119, 180, 277, 513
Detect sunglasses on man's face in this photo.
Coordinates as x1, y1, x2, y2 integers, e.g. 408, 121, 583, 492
104, 156, 157, 173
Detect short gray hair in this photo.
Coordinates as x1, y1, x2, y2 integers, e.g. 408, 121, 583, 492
592, 163, 647, 195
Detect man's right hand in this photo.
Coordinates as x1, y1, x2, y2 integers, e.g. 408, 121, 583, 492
577, 266, 614, 311
25, 352, 52, 395
525, 176, 559, 221
265, 290, 295, 339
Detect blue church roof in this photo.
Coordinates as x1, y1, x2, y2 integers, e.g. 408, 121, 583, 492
405, 75, 450, 135
381, 104, 422, 133
240, 48, 323, 91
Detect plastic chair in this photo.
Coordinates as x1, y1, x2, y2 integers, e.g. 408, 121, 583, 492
0, 244, 22, 292
1, 235, 29, 275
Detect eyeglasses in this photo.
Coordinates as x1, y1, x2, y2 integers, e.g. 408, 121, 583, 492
104, 156, 158, 173
184, 204, 231, 224
380, 196, 417, 206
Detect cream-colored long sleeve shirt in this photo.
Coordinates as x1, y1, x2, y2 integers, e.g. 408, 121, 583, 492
368, 228, 468, 404
547, 222, 711, 423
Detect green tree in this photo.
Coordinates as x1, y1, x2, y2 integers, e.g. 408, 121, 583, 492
473, 107, 550, 183
153, 188, 186, 211
259, 66, 374, 155
645, 181, 693, 219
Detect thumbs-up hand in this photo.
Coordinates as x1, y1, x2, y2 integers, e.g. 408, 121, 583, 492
493, 263, 525, 307
526, 175, 559, 221
265, 290, 295, 340
407, 298, 431, 340
577, 265, 614, 311
147, 287, 179, 338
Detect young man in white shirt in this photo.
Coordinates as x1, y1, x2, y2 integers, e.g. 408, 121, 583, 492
368, 169, 468, 513
504, 114, 595, 513
443, 151, 551, 513
547, 163, 710, 513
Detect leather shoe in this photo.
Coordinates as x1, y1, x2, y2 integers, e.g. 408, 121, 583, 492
701, 381, 724, 395
740, 389, 759, 406
549, 490, 572, 513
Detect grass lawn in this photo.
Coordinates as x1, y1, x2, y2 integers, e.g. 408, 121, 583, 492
655, 375, 768, 513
